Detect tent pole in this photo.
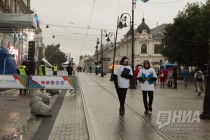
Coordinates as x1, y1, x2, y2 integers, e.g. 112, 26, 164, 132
3, 57, 6, 74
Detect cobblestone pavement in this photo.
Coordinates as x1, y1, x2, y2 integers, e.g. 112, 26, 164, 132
0, 89, 58, 140
48, 91, 89, 140
79, 73, 169, 140
1, 73, 210, 140
80, 72, 210, 140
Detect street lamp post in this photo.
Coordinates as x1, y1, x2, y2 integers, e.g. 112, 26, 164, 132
104, 32, 116, 81
100, 29, 106, 77
118, 11, 135, 88
200, 21, 210, 119
95, 38, 99, 75
109, 18, 120, 81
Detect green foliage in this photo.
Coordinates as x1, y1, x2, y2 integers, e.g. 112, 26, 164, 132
45, 44, 67, 64
162, 1, 210, 67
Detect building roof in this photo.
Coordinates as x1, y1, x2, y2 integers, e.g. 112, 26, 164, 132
151, 24, 168, 37
136, 18, 151, 33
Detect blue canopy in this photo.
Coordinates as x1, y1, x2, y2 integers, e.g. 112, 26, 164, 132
0, 47, 17, 74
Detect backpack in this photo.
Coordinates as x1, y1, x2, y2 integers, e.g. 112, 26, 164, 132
196, 72, 203, 82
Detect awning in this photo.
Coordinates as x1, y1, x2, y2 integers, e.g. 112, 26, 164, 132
0, 13, 37, 33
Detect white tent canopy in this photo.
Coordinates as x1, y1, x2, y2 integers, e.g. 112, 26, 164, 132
42, 58, 52, 68
62, 61, 70, 65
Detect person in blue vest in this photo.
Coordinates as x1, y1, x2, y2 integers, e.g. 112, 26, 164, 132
39, 61, 46, 76
52, 64, 58, 75
17, 61, 28, 95
183, 66, 189, 88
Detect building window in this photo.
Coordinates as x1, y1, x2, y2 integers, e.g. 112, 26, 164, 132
154, 44, 164, 54
141, 44, 147, 54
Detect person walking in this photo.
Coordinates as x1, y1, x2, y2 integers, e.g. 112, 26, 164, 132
17, 61, 28, 95
113, 56, 133, 115
159, 68, 167, 88
167, 68, 173, 88
66, 64, 73, 76
137, 60, 157, 114
52, 64, 58, 76
89, 66, 92, 73
39, 61, 46, 76
183, 66, 189, 88
134, 65, 140, 87
194, 68, 205, 96
172, 67, 178, 89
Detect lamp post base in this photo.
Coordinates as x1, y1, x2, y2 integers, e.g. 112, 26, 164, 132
200, 113, 210, 120
110, 73, 114, 81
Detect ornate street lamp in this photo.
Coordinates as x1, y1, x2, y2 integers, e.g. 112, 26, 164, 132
100, 29, 108, 77
118, 12, 136, 88
117, 0, 149, 88
103, 31, 116, 81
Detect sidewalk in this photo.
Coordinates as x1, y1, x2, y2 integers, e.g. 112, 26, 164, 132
79, 73, 169, 140
0, 89, 58, 140
79, 72, 210, 140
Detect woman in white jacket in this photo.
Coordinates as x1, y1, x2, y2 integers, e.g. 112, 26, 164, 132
138, 60, 157, 114
113, 56, 133, 115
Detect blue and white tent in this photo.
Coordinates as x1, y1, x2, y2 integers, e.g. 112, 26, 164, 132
0, 46, 17, 74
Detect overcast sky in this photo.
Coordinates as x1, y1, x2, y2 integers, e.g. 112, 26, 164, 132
31, 0, 207, 64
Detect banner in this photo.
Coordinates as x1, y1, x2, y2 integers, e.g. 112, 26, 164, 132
0, 75, 27, 89
29, 76, 77, 90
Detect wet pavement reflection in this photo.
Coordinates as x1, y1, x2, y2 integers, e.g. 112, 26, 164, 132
1, 115, 41, 140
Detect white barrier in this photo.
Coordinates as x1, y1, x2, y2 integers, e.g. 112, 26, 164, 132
0, 75, 27, 89
29, 75, 76, 90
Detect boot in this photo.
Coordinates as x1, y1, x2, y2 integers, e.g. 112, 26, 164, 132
148, 106, 152, 113
119, 108, 125, 115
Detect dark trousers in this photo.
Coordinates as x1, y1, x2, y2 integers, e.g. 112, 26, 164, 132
116, 88, 128, 109
53, 71, 57, 75
142, 91, 154, 111
168, 80, 172, 88
173, 78, 177, 88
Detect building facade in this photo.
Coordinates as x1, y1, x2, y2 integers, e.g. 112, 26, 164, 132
90, 18, 167, 73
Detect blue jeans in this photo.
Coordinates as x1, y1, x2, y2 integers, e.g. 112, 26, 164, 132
184, 77, 188, 87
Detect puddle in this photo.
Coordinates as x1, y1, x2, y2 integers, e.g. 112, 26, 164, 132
1, 115, 41, 140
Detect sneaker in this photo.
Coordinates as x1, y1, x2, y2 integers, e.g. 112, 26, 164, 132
144, 110, 149, 115
119, 108, 125, 115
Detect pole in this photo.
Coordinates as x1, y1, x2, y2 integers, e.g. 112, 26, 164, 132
101, 29, 104, 77
200, 20, 210, 119
96, 49, 98, 75
110, 17, 119, 81
129, 0, 136, 89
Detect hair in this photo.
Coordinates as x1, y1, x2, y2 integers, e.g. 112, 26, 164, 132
143, 60, 150, 69
120, 56, 128, 65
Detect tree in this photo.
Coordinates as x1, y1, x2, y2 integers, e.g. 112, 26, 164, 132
45, 44, 67, 64
162, 1, 210, 67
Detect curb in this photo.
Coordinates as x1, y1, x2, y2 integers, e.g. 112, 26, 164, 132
0, 89, 16, 96
77, 73, 96, 140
